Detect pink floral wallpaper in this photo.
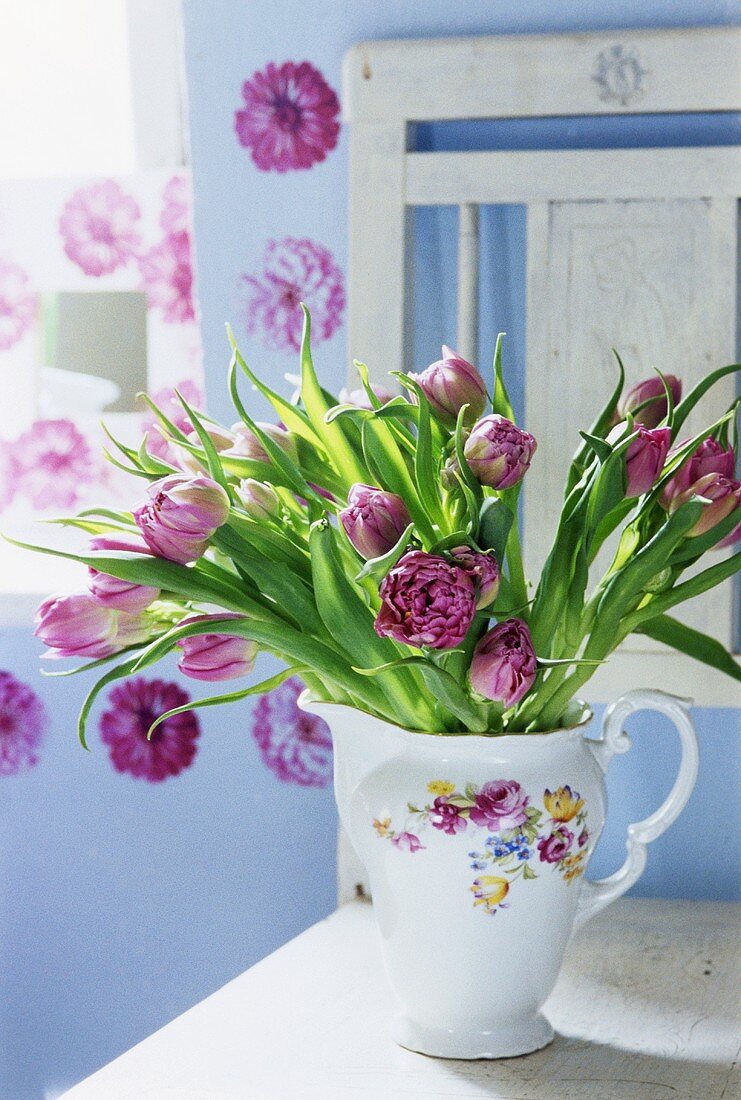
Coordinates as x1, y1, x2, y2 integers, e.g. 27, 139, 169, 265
59, 180, 143, 277
234, 60, 340, 172
10, 418, 97, 510
100, 677, 200, 783
250, 676, 333, 787
241, 236, 345, 351
0, 670, 48, 776
0, 170, 203, 521
0, 259, 37, 350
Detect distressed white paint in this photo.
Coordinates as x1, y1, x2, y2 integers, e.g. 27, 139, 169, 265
456, 203, 479, 363
346, 119, 412, 378
344, 27, 741, 122
62, 897, 741, 1099
406, 146, 741, 205
524, 197, 737, 654
343, 28, 741, 751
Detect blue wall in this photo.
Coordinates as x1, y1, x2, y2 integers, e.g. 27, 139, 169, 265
1, 2, 739, 1096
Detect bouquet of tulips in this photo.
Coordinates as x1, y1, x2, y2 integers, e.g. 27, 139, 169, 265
17, 307, 740, 743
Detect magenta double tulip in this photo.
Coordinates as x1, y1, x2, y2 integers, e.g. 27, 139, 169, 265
134, 473, 230, 564
618, 374, 682, 429
624, 426, 671, 497
414, 346, 487, 426
661, 438, 736, 507
340, 484, 411, 560
450, 546, 500, 609
88, 535, 160, 612
176, 614, 257, 681
374, 550, 476, 649
469, 618, 537, 707
34, 593, 151, 659
463, 415, 537, 490
668, 473, 741, 537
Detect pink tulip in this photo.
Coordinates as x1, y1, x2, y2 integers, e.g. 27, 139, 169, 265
414, 346, 487, 426
88, 535, 160, 612
668, 472, 741, 537
618, 374, 682, 428
34, 593, 151, 659
463, 415, 537, 490
176, 425, 236, 473
450, 547, 500, 609
225, 422, 297, 464
176, 614, 257, 682
469, 618, 537, 707
134, 473, 230, 564
236, 479, 281, 520
374, 550, 476, 649
339, 484, 412, 560
338, 383, 394, 409
661, 438, 736, 509
625, 426, 671, 497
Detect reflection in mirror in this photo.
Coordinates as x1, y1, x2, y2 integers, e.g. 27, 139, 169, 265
39, 290, 148, 415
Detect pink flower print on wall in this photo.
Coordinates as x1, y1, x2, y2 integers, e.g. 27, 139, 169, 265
13, 419, 97, 510
140, 379, 204, 461
59, 180, 142, 276
251, 676, 333, 787
139, 229, 196, 324
0, 671, 48, 776
0, 259, 37, 350
0, 442, 15, 512
235, 60, 340, 173
160, 176, 191, 236
241, 237, 345, 352
100, 677, 200, 782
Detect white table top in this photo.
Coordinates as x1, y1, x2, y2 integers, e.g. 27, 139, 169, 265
64, 896, 740, 1100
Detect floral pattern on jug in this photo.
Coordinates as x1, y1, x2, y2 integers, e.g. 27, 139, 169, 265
373, 778, 590, 914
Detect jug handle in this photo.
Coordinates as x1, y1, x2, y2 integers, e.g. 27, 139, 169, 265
574, 689, 698, 931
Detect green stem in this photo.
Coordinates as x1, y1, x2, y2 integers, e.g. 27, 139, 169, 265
505, 516, 529, 622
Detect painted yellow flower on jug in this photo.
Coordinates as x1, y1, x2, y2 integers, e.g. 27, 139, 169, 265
470, 875, 510, 914
427, 780, 456, 797
544, 785, 585, 822
372, 817, 392, 838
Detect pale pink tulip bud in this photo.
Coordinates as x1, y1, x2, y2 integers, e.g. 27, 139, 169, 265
134, 473, 230, 564
463, 415, 537, 489
414, 346, 487, 426
668, 472, 741, 537
339, 484, 412, 560
661, 438, 736, 509
625, 427, 671, 497
34, 593, 151, 659
225, 422, 298, 464
176, 614, 256, 681
450, 546, 500, 609
469, 618, 537, 707
88, 535, 160, 612
236, 479, 281, 520
618, 375, 682, 428
338, 383, 394, 409
176, 425, 236, 473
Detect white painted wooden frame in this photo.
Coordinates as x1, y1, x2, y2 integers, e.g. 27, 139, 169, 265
344, 26, 741, 707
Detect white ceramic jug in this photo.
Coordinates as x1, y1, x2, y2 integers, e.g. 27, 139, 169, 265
301, 689, 698, 1059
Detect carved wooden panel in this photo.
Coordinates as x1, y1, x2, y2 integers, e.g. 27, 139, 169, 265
525, 198, 737, 649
